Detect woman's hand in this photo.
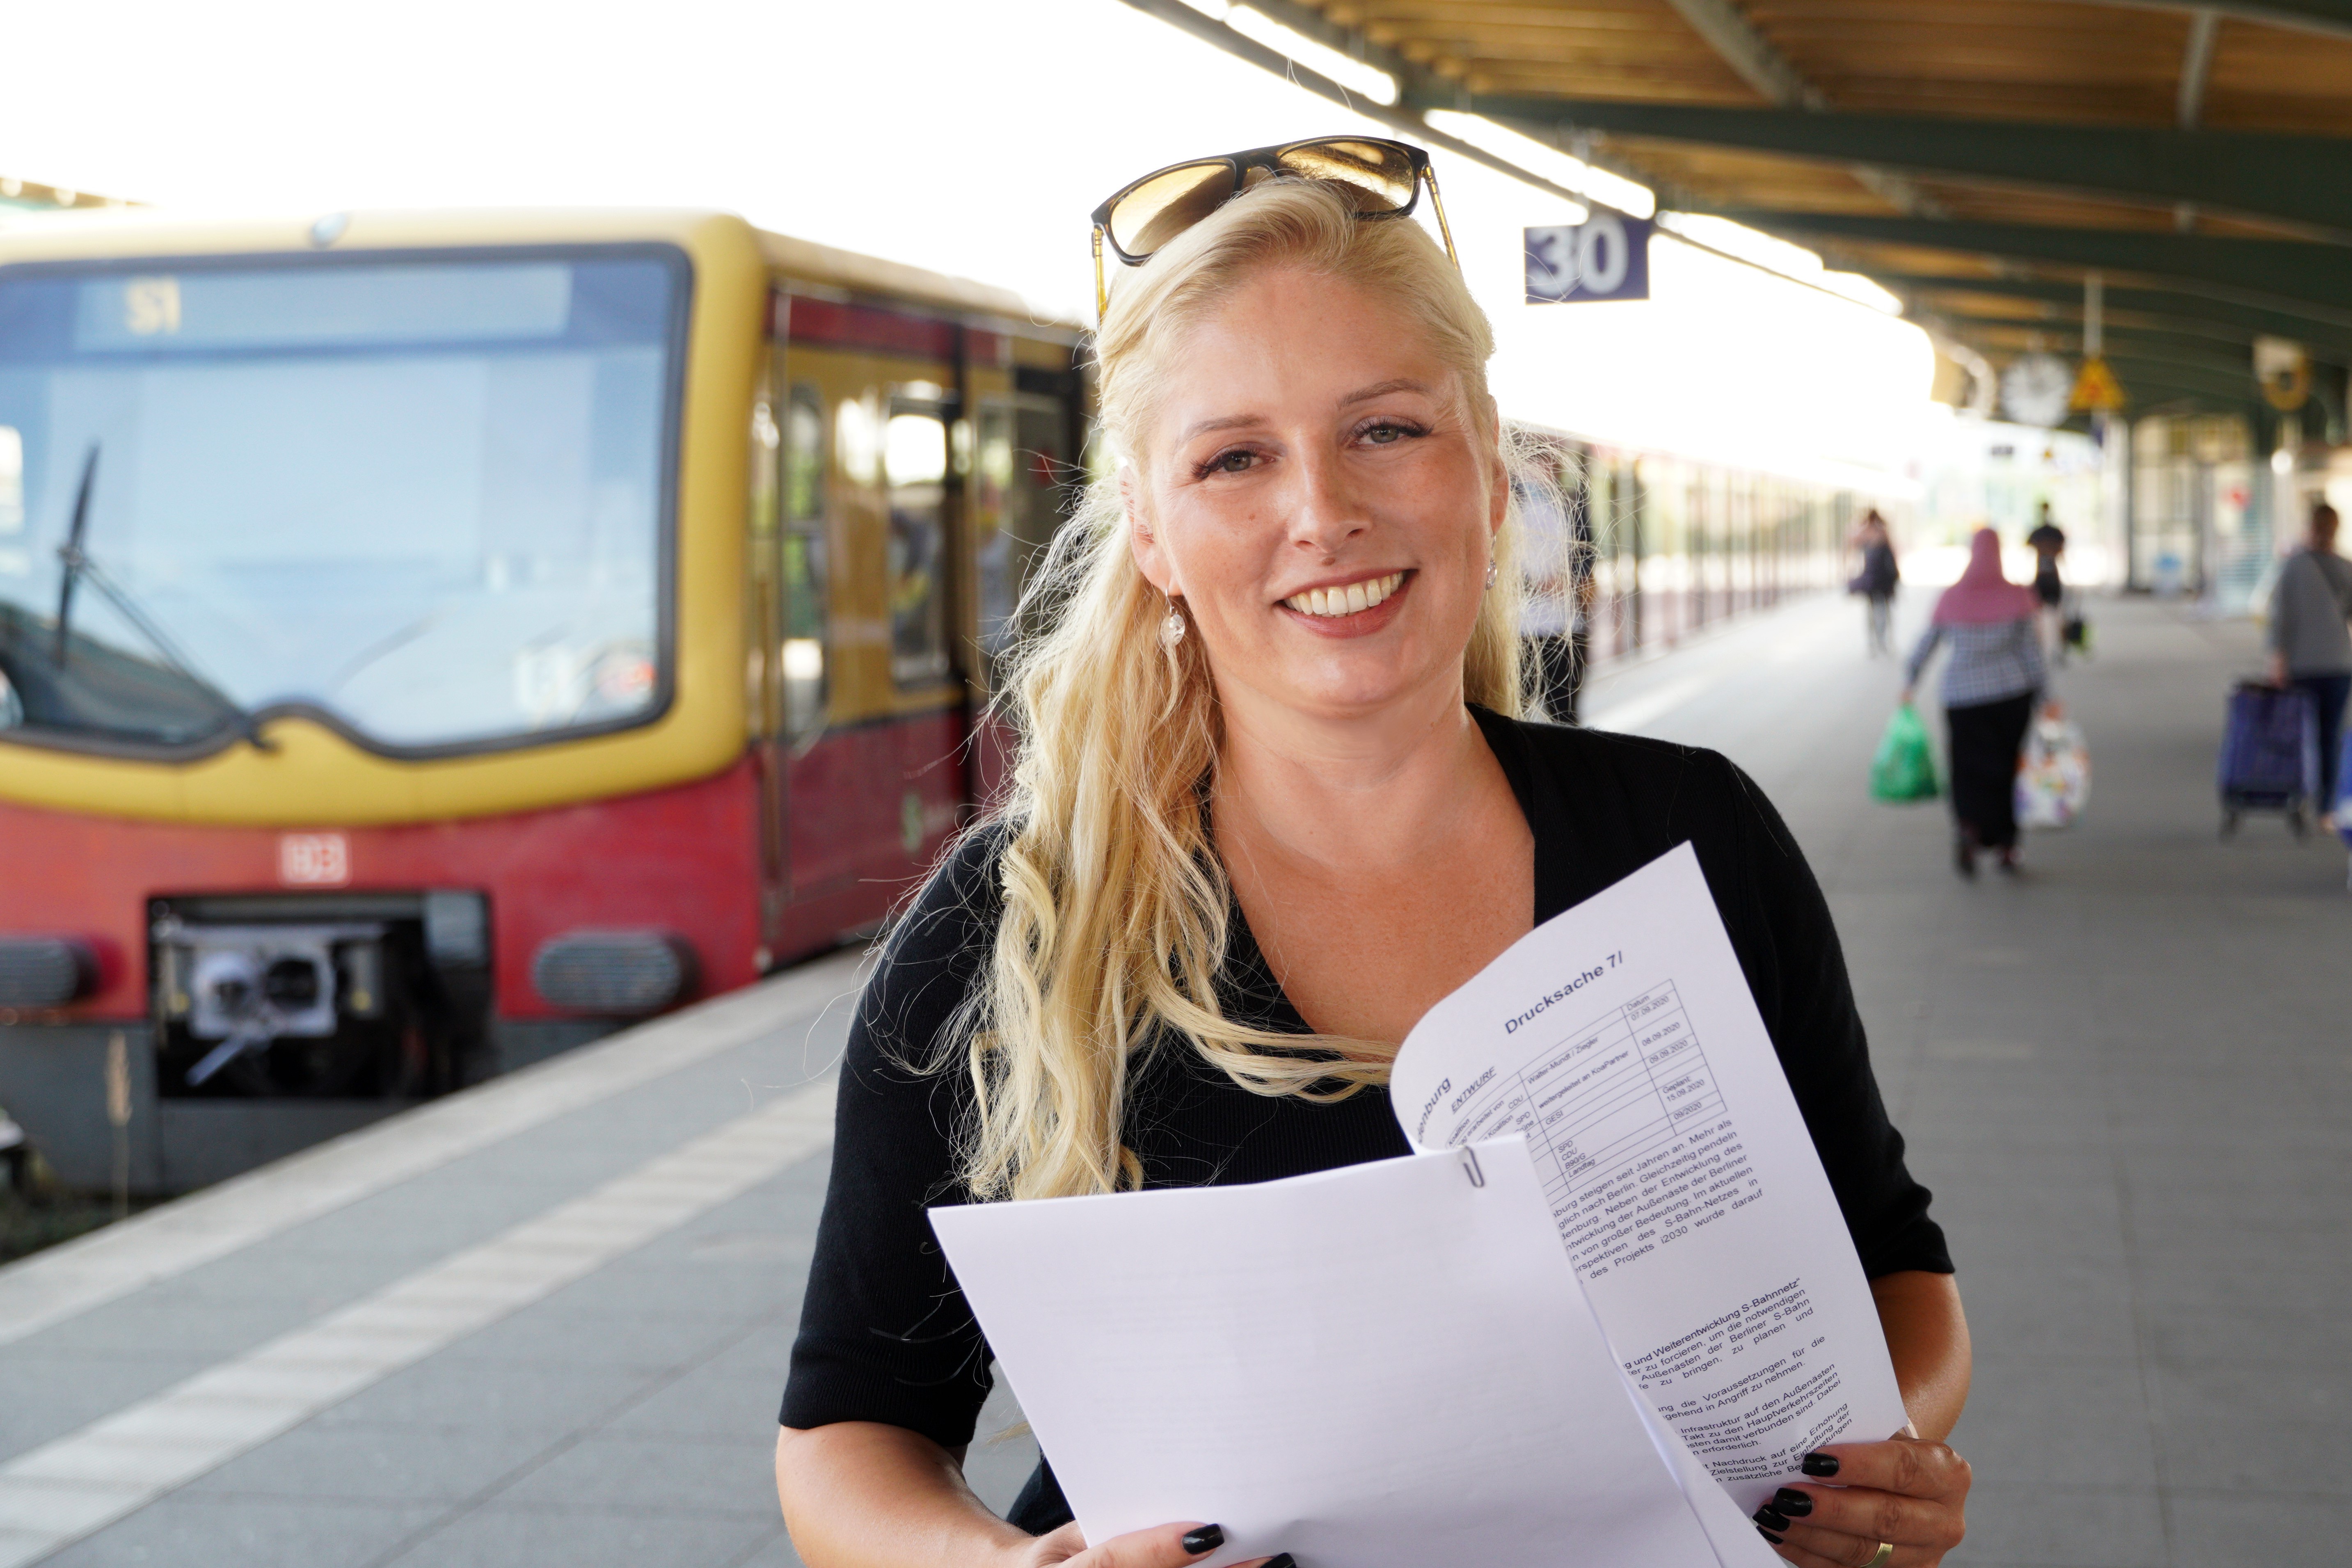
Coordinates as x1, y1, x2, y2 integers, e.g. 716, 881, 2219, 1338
1753, 1437, 1970, 1568
1016, 1522, 1288, 1568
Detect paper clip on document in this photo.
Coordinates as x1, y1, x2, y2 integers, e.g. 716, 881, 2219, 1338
1460, 1145, 1486, 1188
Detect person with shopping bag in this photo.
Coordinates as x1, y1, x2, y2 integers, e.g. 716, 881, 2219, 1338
1902, 528, 2046, 877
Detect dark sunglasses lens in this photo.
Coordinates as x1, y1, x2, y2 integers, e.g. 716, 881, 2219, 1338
1107, 160, 1235, 259
1276, 139, 1417, 212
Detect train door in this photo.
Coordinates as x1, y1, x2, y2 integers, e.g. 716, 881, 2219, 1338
757, 296, 969, 959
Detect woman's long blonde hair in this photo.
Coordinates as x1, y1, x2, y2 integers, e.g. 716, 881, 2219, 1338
943, 178, 1544, 1202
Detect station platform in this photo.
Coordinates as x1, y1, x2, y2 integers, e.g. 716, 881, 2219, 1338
2, 589, 2345, 1568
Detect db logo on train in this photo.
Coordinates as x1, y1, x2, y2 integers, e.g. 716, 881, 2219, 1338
278, 833, 352, 887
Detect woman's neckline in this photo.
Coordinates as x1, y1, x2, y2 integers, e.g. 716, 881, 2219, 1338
1213, 704, 1547, 1052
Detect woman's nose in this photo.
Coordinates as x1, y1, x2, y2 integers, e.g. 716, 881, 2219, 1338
1286, 452, 1367, 556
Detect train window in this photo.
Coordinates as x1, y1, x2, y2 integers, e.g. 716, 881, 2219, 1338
885, 397, 952, 689
973, 395, 1074, 684
975, 405, 1016, 673
780, 384, 828, 740
0, 425, 20, 534
0, 251, 682, 754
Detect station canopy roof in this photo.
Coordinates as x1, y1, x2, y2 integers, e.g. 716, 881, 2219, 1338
1132, 0, 2352, 434
0, 175, 131, 214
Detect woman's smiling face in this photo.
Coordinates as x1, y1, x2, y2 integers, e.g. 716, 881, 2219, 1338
1127, 264, 1505, 726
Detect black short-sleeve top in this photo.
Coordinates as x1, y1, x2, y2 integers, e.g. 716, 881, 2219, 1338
780, 708, 1950, 1459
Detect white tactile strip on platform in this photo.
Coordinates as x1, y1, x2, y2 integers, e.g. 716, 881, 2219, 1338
0, 1074, 836, 1568
0, 948, 867, 1350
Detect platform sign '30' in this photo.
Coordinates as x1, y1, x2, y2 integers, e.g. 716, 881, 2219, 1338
1524, 213, 1652, 305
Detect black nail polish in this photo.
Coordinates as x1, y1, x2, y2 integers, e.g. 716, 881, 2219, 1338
1801, 1451, 1841, 1477
1773, 1488, 1814, 1516
1181, 1525, 1225, 1554
1757, 1525, 1785, 1545
1263, 1556, 1297, 1568
1753, 1507, 1789, 1532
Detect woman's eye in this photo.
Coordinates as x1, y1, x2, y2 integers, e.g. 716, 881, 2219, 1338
1201, 449, 1257, 476
1359, 421, 1421, 446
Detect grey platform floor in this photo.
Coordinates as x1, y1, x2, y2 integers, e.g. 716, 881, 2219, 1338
0, 590, 2342, 1568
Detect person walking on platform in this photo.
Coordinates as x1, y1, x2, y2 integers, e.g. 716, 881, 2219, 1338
2025, 503, 2067, 661
1850, 509, 1900, 656
1904, 527, 2045, 878
2266, 501, 2352, 830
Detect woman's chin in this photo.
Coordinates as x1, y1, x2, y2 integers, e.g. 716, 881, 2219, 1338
1249, 655, 1458, 722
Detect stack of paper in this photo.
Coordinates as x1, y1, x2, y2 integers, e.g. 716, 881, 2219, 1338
930, 844, 1906, 1567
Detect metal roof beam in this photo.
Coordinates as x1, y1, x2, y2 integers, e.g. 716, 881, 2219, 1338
2089, 354, 2263, 398
1659, 0, 1822, 109
1931, 317, 2265, 375
2177, 9, 2221, 129
1652, 0, 1945, 216
1400, 93, 2352, 238
1875, 272, 2352, 349
2066, 0, 2352, 44
1924, 298, 2349, 357
1938, 337, 2256, 400
1709, 210, 2352, 315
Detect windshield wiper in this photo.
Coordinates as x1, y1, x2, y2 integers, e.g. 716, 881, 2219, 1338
50, 443, 277, 752
50, 445, 98, 665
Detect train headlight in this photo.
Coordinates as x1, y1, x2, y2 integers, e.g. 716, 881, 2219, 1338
0, 937, 96, 1008
531, 930, 696, 1015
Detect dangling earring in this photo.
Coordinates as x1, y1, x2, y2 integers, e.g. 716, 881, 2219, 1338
1484, 558, 1500, 590
1162, 598, 1187, 647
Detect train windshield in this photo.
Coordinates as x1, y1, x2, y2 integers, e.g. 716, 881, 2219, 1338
0, 249, 682, 754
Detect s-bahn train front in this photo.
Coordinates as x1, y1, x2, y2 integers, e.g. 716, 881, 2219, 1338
0, 208, 1082, 1192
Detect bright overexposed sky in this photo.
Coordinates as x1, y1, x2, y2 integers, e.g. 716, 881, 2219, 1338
0, 0, 1936, 480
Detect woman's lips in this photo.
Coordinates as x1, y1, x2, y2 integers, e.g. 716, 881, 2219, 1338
1274, 569, 1414, 637
1280, 570, 1406, 619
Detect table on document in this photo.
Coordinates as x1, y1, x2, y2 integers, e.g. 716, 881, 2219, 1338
1453, 980, 1752, 1280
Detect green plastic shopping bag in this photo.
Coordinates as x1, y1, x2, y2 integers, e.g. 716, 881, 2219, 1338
1871, 704, 1941, 803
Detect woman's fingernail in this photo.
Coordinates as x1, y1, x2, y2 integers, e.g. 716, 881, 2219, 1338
1181, 1525, 1225, 1554
1262, 1556, 1297, 1568
1757, 1525, 1785, 1545
1801, 1451, 1841, 1477
1773, 1488, 1814, 1516
1753, 1507, 1789, 1532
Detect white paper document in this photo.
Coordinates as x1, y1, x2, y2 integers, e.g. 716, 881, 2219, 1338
1389, 842, 1910, 1511
932, 1135, 1774, 1568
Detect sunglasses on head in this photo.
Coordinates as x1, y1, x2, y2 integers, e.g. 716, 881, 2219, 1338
1089, 136, 1458, 320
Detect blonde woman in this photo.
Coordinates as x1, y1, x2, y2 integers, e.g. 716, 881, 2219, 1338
776, 143, 1971, 1568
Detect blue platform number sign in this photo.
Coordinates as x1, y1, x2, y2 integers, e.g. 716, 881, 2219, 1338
1525, 213, 1652, 304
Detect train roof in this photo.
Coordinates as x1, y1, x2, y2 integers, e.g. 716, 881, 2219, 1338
0, 204, 1076, 337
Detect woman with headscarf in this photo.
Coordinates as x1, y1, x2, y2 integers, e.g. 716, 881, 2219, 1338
1902, 528, 2046, 877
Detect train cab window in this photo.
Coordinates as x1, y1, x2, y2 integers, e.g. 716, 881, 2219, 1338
780, 384, 828, 740
883, 396, 951, 689
0, 253, 684, 755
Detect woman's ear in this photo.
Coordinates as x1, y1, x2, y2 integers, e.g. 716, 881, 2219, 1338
1123, 464, 1179, 596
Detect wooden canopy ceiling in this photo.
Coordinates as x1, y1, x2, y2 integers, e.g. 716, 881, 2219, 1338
1139, 0, 2352, 428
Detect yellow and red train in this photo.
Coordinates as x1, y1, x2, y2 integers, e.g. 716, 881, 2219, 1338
0, 208, 1085, 1189
0, 205, 1877, 1195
